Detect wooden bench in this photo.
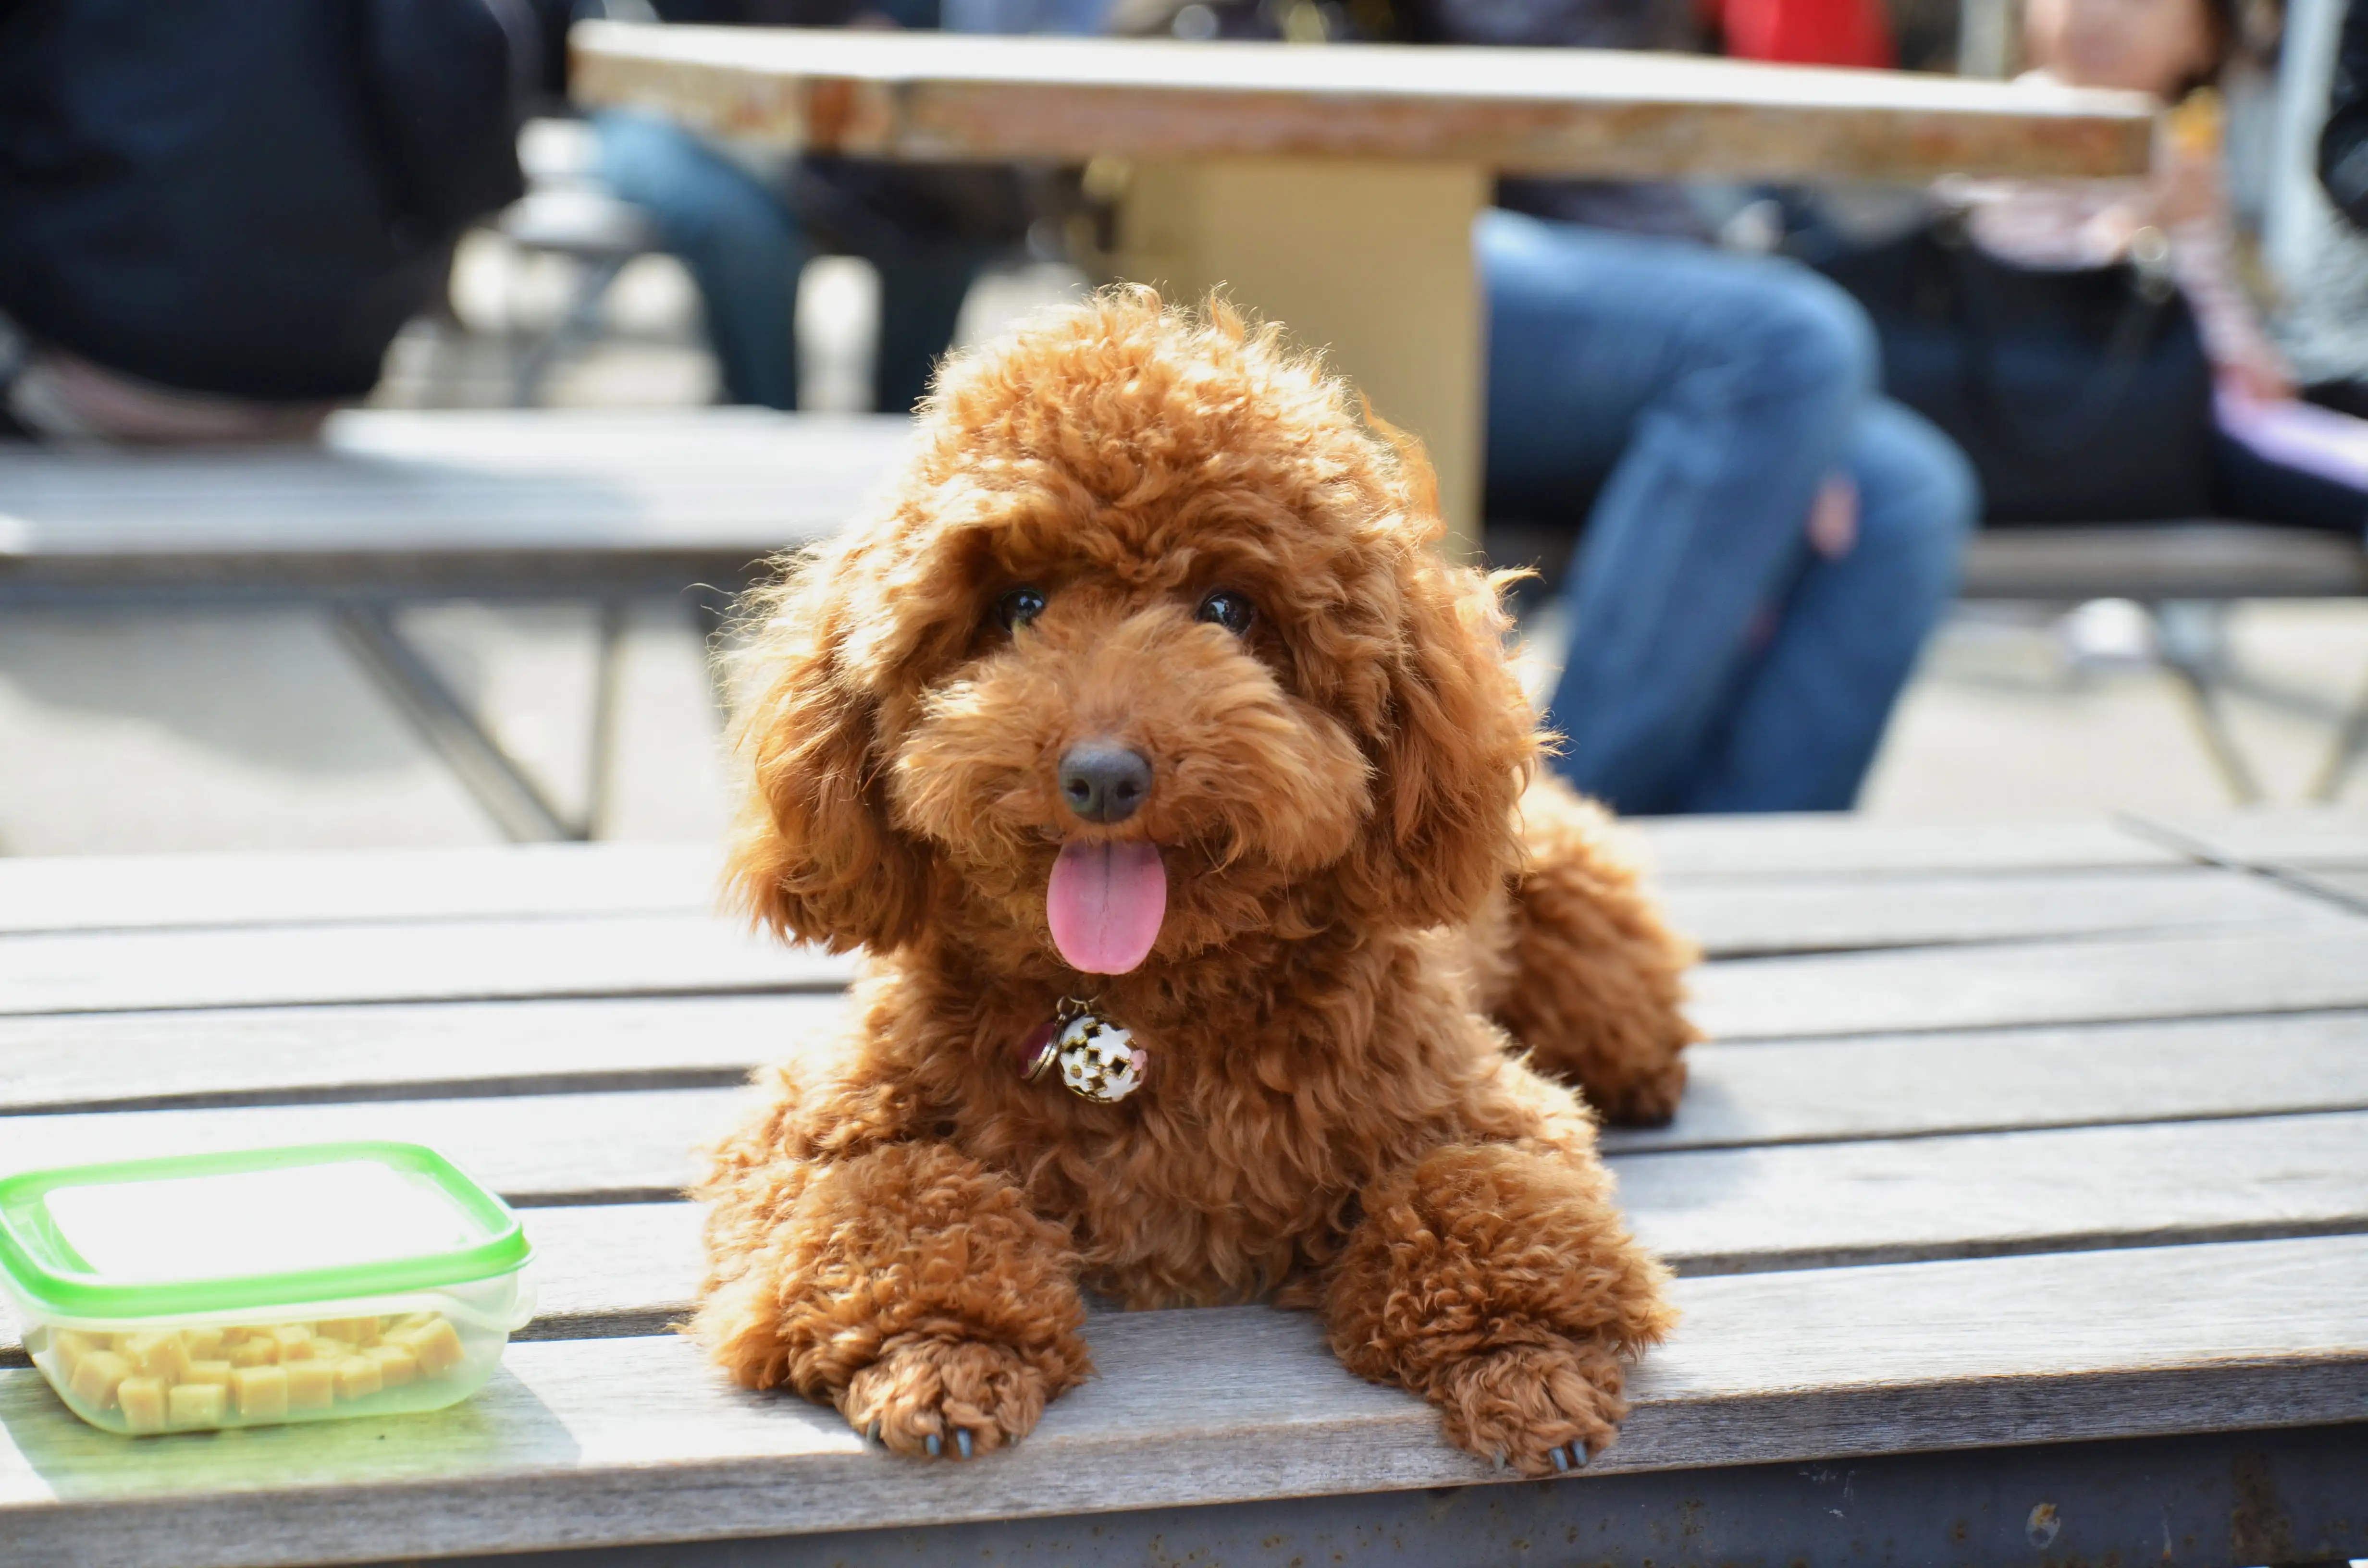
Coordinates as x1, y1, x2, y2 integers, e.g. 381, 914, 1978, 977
1960, 525, 2368, 804
2, 811, 2364, 1565
0, 409, 912, 841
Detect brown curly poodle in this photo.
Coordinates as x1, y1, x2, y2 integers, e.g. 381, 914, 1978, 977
696, 291, 1698, 1478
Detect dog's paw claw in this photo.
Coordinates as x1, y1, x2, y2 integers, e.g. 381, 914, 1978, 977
1440, 1339, 1627, 1479
841, 1339, 1051, 1460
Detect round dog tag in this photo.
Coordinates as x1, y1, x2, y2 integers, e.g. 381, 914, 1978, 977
1053, 1012, 1146, 1103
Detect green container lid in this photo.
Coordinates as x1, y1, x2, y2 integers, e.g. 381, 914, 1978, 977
0, 1141, 531, 1321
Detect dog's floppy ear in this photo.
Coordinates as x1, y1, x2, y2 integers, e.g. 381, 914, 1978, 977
725, 545, 934, 954
1341, 448, 1539, 930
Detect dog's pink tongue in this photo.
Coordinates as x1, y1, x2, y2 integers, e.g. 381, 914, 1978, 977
1047, 840, 1167, 975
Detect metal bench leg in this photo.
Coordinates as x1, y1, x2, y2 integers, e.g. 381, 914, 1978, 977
511, 253, 630, 407
2308, 663, 2368, 802
331, 604, 584, 843
583, 599, 627, 840
2154, 600, 2263, 805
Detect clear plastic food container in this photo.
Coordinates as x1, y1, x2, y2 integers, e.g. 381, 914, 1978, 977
0, 1141, 534, 1435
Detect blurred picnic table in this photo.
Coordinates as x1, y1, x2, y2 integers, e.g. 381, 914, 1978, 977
570, 25, 2159, 545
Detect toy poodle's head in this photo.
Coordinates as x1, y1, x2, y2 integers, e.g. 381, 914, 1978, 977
728, 292, 1538, 975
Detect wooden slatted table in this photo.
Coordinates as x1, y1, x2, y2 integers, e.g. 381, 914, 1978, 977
569, 24, 2158, 545
1, 811, 2364, 1566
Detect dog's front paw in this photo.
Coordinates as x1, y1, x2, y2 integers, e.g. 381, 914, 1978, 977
1586, 1053, 1688, 1128
840, 1338, 1054, 1460
1436, 1338, 1628, 1478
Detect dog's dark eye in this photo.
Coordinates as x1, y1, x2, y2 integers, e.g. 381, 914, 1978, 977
995, 586, 1047, 632
1197, 590, 1254, 636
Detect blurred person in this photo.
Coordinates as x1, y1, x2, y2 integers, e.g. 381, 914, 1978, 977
567, 0, 1035, 413
1826, 0, 2368, 536
1394, 0, 1977, 815
2324, 0, 2368, 230
0, 0, 523, 441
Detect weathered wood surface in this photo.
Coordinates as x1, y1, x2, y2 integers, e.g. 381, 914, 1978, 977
0, 1088, 737, 1208
4, 1236, 2361, 1568
1604, 1010, 2368, 1152
0, 816, 2362, 1565
0, 915, 848, 1016
1657, 863, 2331, 956
7, 983, 2364, 1147
11, 866, 2342, 1019
569, 24, 2155, 183
0, 842, 718, 936
1959, 523, 2368, 601
1691, 925, 2368, 1040
1629, 814, 2184, 878
0, 997, 815, 1115
2128, 808, 2368, 870
0, 824, 2196, 937
0, 410, 905, 597
4, 1096, 2357, 1365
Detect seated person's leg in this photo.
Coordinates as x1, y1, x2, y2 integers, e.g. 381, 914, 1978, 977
2213, 425, 2368, 538
869, 247, 989, 416
594, 111, 807, 410
1678, 399, 1977, 813
1481, 211, 1876, 814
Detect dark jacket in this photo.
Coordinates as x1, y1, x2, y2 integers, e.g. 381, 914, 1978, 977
0, 0, 523, 401
2322, 0, 2368, 229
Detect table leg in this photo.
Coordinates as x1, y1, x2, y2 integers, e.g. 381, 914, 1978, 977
1113, 157, 1489, 558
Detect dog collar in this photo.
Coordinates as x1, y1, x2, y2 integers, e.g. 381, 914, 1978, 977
1018, 997, 1147, 1104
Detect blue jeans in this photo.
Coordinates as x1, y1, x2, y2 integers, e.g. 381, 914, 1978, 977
1481, 211, 1977, 814
594, 112, 984, 414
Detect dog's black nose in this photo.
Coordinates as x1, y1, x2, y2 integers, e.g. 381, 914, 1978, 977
1059, 744, 1152, 824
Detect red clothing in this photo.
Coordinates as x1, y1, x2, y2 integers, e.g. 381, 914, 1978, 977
1717, 0, 1892, 67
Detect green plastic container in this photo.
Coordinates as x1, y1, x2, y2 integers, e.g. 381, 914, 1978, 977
0, 1142, 534, 1435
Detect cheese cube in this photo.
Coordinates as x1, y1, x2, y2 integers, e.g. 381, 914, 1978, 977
306, 1337, 353, 1362
271, 1324, 315, 1359
45, 1328, 93, 1379
118, 1376, 169, 1434
363, 1343, 418, 1388
226, 1335, 278, 1368
231, 1365, 288, 1421
180, 1327, 226, 1361
168, 1383, 227, 1430
388, 1317, 464, 1378
334, 1355, 383, 1401
120, 1331, 192, 1384
284, 1359, 336, 1411
317, 1317, 378, 1346
69, 1349, 133, 1410
181, 1360, 234, 1390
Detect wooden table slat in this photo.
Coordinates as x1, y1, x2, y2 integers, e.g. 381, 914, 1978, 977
2128, 808, 2368, 871
1690, 925, 2368, 1040
10, 871, 2356, 1021
4, 1097, 2360, 1370
4, 1236, 2360, 1568
0, 843, 719, 937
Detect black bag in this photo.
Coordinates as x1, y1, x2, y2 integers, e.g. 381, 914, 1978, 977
1805, 213, 2217, 524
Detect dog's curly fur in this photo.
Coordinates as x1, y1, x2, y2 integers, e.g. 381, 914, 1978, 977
696, 291, 1697, 1475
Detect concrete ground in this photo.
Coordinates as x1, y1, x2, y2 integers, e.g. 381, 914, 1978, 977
2, 239, 2363, 856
